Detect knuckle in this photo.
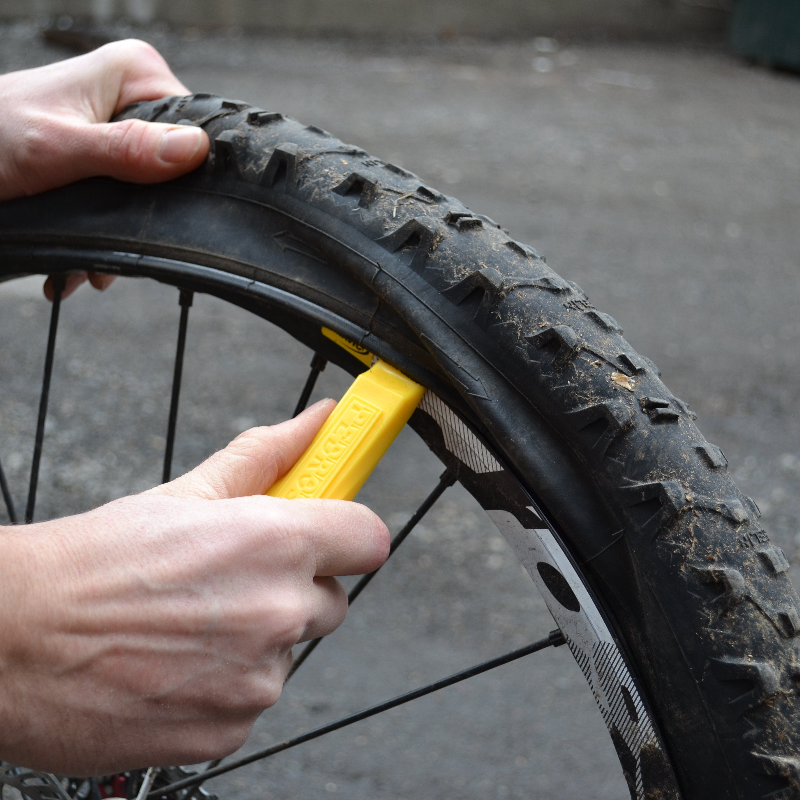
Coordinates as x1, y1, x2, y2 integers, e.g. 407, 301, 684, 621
267, 505, 315, 561
105, 118, 148, 170
326, 578, 349, 625
230, 426, 281, 474
10, 117, 54, 185
110, 117, 141, 152
105, 38, 162, 67
262, 591, 310, 648
231, 425, 272, 445
223, 675, 283, 715
280, 606, 310, 647
254, 676, 283, 710
191, 722, 253, 761
219, 723, 253, 754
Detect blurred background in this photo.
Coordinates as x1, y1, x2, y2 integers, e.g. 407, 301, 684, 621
0, 1, 799, 799
0, 0, 737, 40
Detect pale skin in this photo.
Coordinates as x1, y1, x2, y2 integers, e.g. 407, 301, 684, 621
0, 38, 209, 298
0, 42, 390, 774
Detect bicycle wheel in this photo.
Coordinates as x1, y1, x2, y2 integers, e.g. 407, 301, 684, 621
0, 93, 799, 800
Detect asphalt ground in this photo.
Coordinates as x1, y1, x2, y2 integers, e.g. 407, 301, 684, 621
0, 22, 799, 800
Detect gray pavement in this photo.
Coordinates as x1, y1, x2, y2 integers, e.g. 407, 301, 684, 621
1, 25, 800, 800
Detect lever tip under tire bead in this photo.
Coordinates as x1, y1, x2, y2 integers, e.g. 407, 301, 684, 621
268, 359, 425, 501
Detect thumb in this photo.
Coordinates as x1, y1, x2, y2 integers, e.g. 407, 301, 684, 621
148, 399, 337, 500
85, 118, 209, 183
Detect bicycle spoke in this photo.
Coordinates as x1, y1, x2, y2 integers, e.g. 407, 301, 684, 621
209, 468, 457, 780
0, 455, 16, 523
149, 629, 566, 799
292, 353, 327, 417
162, 290, 193, 484
25, 275, 65, 524
350, 468, 457, 602
134, 768, 158, 800
286, 468, 456, 680
43, 774, 73, 800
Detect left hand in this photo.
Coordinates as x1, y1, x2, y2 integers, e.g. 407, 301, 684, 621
0, 39, 210, 299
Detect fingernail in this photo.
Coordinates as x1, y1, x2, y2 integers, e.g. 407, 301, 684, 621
157, 126, 203, 163
306, 398, 335, 411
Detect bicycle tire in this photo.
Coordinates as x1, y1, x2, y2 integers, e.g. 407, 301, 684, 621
1, 93, 799, 800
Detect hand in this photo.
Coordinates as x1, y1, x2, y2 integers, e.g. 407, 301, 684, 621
0, 39, 210, 299
0, 400, 389, 775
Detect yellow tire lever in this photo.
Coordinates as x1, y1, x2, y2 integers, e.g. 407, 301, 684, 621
267, 330, 425, 501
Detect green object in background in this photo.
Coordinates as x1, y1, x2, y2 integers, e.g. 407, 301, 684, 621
730, 0, 800, 71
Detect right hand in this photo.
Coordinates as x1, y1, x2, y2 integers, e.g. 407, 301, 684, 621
0, 399, 389, 775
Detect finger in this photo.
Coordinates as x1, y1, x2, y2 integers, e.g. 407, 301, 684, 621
19, 118, 209, 193
296, 576, 348, 643
150, 399, 337, 500
82, 118, 209, 184
86, 39, 189, 116
43, 273, 86, 301
88, 273, 115, 291
264, 497, 390, 577
109, 39, 190, 113
43, 273, 114, 301
80, 42, 203, 181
